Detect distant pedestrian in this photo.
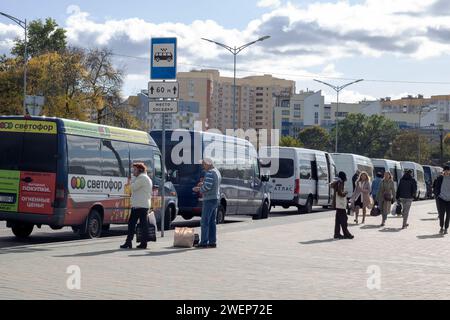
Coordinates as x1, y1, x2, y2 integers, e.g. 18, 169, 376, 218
331, 172, 354, 240
120, 163, 153, 249
351, 171, 372, 224
432, 166, 450, 235
377, 171, 396, 227
371, 172, 383, 205
352, 170, 361, 193
193, 158, 222, 248
396, 170, 417, 230
433, 169, 444, 218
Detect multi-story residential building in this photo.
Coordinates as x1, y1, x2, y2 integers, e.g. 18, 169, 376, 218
273, 90, 324, 136
177, 69, 295, 133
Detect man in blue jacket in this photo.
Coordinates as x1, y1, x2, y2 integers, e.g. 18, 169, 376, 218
193, 158, 222, 248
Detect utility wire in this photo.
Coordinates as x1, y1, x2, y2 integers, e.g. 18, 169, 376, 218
110, 52, 450, 86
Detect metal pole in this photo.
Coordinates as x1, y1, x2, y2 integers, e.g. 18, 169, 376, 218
233, 50, 237, 131
418, 110, 421, 163
336, 90, 339, 153
23, 18, 27, 115
161, 112, 166, 237
440, 127, 444, 166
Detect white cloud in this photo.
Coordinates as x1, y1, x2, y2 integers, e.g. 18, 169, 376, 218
257, 0, 281, 9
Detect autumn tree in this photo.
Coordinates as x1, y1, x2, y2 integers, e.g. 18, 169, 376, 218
386, 131, 430, 163
280, 136, 303, 148
298, 126, 331, 151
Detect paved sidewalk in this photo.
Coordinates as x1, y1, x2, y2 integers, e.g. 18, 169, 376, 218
0, 200, 449, 299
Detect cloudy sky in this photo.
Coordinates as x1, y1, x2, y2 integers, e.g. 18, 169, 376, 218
2, 0, 450, 102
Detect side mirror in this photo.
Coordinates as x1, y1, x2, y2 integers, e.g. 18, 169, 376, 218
261, 174, 270, 182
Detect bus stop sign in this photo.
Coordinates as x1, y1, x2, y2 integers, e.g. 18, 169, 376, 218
151, 38, 177, 80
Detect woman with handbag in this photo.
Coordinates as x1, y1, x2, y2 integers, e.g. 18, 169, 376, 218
331, 172, 354, 240
120, 163, 153, 250
377, 171, 396, 227
351, 171, 372, 225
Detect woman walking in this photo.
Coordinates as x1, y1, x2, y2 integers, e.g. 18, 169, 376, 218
331, 172, 354, 240
351, 171, 372, 224
433, 166, 450, 235
120, 163, 153, 249
377, 171, 396, 227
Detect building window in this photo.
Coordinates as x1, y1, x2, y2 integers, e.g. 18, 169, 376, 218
282, 110, 290, 116
294, 104, 301, 110
314, 112, 319, 125
281, 100, 290, 108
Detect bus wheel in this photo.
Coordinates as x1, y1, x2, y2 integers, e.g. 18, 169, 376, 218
298, 196, 313, 214
80, 210, 103, 239
12, 223, 34, 239
216, 205, 226, 224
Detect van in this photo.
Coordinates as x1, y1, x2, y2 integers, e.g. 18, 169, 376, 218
400, 161, 427, 200
150, 130, 271, 223
260, 147, 336, 213
372, 159, 403, 191
331, 153, 374, 198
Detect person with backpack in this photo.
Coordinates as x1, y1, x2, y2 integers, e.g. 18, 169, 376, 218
432, 166, 450, 235
331, 172, 354, 240
396, 170, 417, 230
377, 171, 396, 227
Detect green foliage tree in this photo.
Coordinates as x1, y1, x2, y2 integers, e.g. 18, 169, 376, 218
298, 126, 331, 151
280, 136, 303, 148
330, 113, 399, 158
11, 18, 67, 58
385, 131, 430, 163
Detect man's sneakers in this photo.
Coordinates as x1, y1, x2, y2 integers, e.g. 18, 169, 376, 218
402, 224, 409, 230
334, 235, 344, 240
440, 228, 444, 235
445, 229, 449, 235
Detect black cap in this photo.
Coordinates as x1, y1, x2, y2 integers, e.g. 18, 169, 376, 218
338, 171, 347, 182
444, 166, 450, 171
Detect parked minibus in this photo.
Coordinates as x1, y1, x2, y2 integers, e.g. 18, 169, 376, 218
331, 153, 374, 198
372, 159, 403, 190
0, 116, 178, 238
259, 147, 336, 213
400, 161, 427, 200
150, 130, 271, 223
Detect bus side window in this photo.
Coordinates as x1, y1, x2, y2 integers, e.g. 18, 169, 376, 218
154, 154, 163, 180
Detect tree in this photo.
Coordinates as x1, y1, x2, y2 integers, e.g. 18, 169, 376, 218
11, 18, 67, 58
298, 126, 331, 151
280, 136, 303, 148
331, 114, 399, 158
82, 48, 124, 124
385, 131, 430, 163
0, 57, 23, 115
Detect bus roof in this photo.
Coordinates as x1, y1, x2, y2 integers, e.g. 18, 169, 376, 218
0, 116, 155, 145
151, 129, 253, 147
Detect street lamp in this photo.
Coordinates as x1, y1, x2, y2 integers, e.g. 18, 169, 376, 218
201, 36, 271, 130
313, 79, 364, 153
0, 12, 27, 115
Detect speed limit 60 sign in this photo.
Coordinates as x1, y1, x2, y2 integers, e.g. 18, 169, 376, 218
148, 81, 179, 99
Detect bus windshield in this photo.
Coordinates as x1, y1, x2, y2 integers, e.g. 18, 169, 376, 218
0, 132, 57, 173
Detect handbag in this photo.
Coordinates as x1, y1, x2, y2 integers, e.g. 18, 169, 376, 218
383, 192, 393, 201
395, 202, 403, 215
370, 205, 381, 216
136, 213, 157, 243
335, 194, 347, 210
173, 227, 195, 248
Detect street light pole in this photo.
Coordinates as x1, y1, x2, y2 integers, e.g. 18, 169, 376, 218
0, 12, 28, 115
313, 79, 364, 153
201, 36, 271, 130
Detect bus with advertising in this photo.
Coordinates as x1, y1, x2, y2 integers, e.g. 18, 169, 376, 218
0, 116, 177, 239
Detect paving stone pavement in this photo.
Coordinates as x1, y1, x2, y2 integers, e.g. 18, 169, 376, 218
0, 200, 449, 300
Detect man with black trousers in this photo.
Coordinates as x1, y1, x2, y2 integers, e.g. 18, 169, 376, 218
396, 170, 417, 230
331, 172, 354, 240
433, 166, 450, 235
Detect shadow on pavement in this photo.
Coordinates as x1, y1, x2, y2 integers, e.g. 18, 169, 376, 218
417, 234, 445, 240
379, 228, 402, 233
428, 212, 438, 215
53, 249, 123, 257
360, 225, 381, 230
421, 218, 439, 221
0, 247, 51, 255
299, 238, 337, 245
129, 248, 195, 257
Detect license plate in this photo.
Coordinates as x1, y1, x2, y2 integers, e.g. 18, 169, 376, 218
0, 195, 15, 204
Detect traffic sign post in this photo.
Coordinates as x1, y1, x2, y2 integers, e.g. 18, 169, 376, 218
150, 38, 178, 238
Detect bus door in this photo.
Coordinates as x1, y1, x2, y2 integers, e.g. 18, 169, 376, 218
325, 153, 334, 205
315, 153, 330, 206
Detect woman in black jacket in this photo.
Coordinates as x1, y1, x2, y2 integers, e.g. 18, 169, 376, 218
433, 166, 450, 234
331, 172, 354, 240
